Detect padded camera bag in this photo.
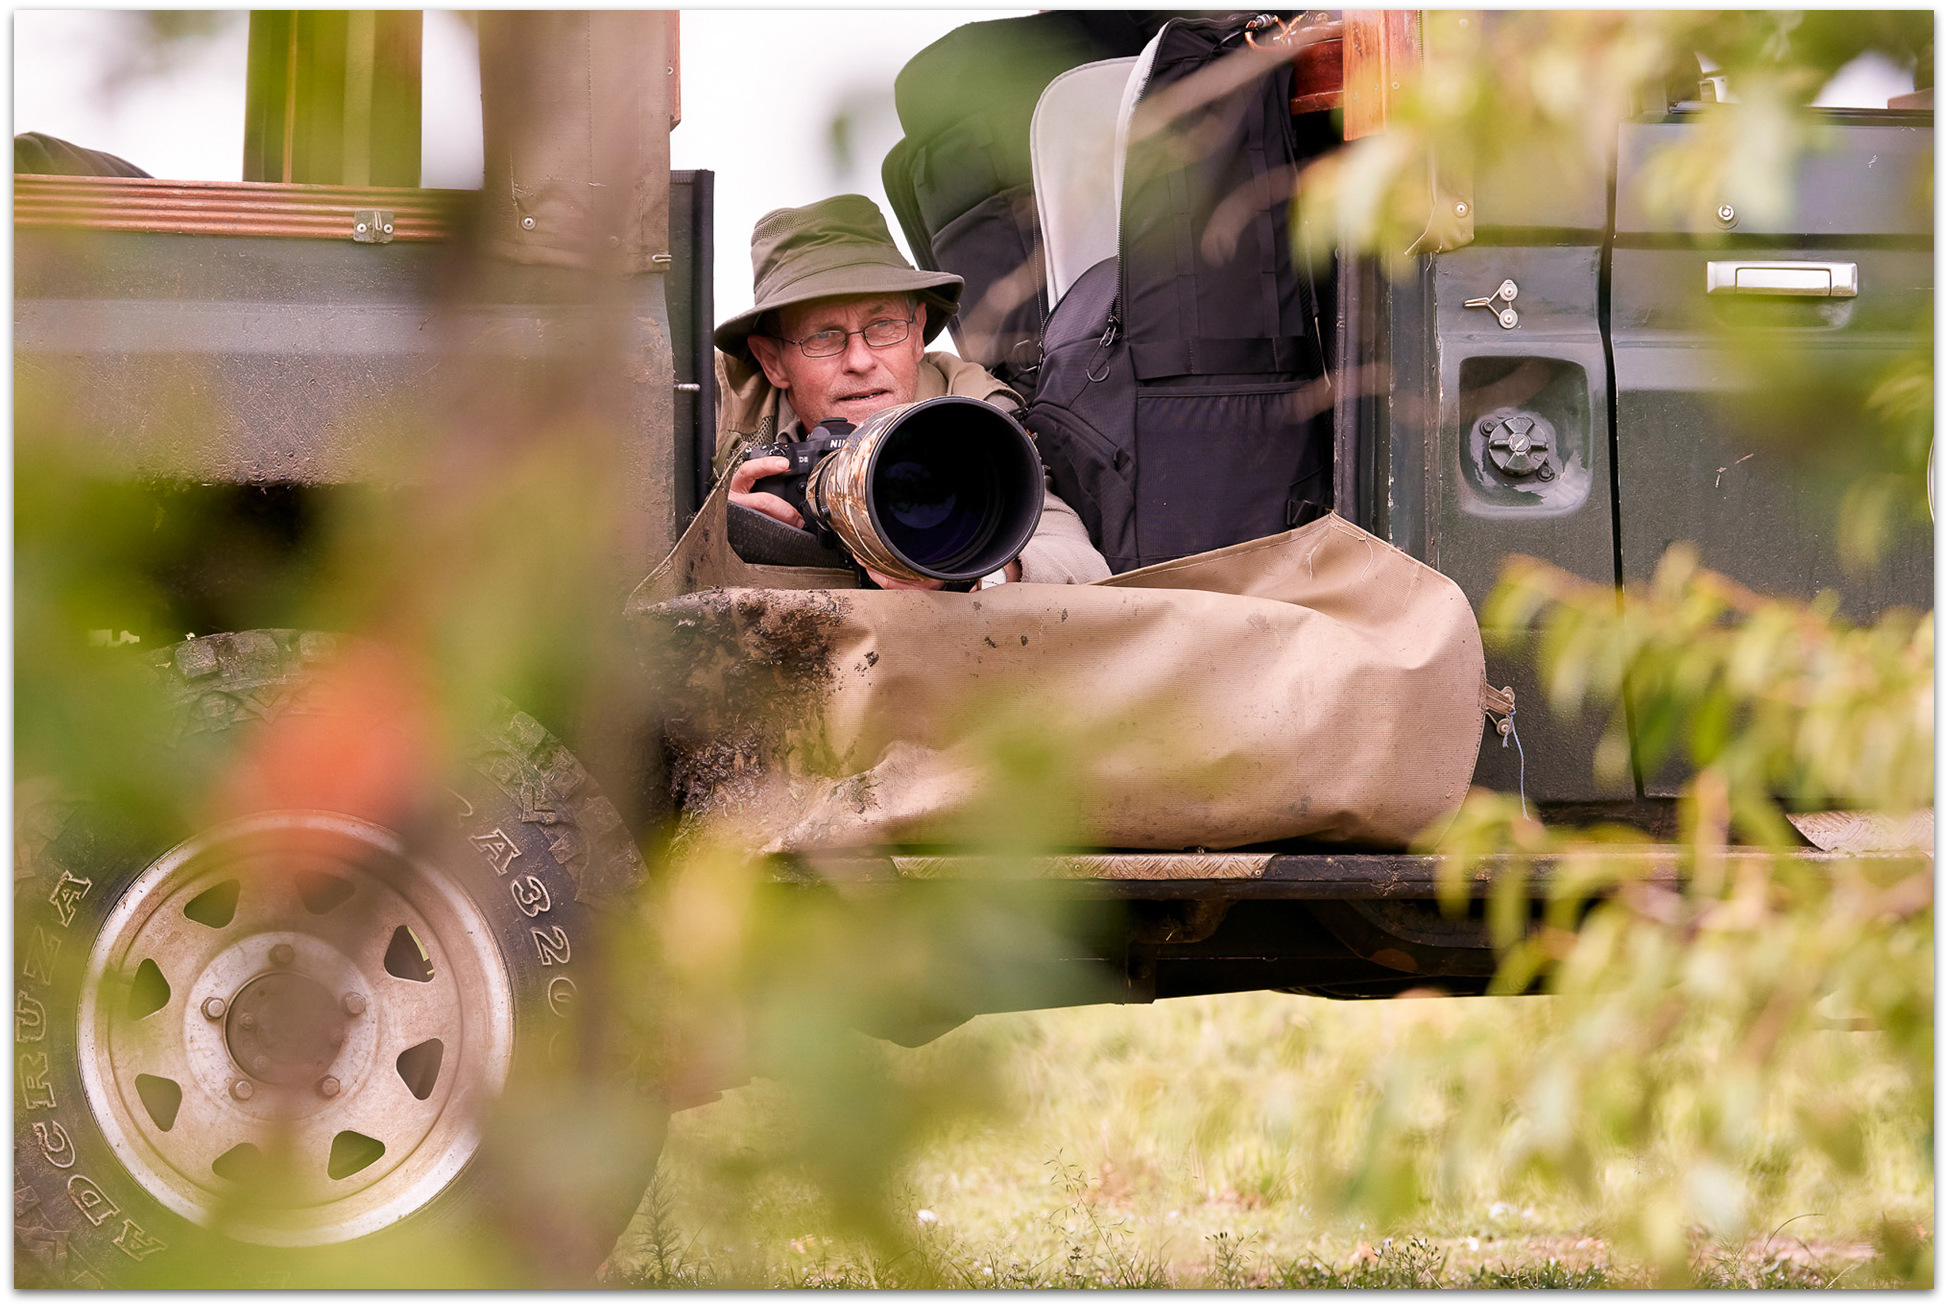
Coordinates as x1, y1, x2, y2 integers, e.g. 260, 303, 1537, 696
1024, 15, 1332, 574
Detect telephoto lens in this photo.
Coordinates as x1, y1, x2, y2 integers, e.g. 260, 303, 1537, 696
804, 396, 1045, 584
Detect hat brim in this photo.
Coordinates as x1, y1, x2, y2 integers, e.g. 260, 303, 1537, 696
714, 261, 964, 359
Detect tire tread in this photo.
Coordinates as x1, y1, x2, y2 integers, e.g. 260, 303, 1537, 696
15, 629, 653, 1288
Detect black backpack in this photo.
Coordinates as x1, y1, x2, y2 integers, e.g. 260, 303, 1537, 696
1024, 15, 1332, 574
880, 12, 1166, 398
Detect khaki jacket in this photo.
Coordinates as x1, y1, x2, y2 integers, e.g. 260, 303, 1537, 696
712, 349, 1109, 585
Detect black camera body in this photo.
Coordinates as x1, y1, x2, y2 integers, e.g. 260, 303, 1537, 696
744, 419, 856, 547
734, 396, 1045, 586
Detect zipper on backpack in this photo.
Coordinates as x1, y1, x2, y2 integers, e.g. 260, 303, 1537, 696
1087, 305, 1121, 382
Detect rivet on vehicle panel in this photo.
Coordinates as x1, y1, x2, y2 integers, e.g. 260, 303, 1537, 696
202, 997, 228, 1020
1536, 463, 1556, 482
318, 1076, 341, 1098
1716, 203, 1736, 226
271, 943, 296, 968
1454, 201, 1469, 218
240, 1013, 257, 1029
355, 222, 368, 234
251, 1056, 272, 1076
382, 223, 394, 235
342, 993, 367, 1017
521, 216, 537, 231
231, 1079, 254, 1101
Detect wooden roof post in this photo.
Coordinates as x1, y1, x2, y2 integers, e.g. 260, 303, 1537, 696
1341, 11, 1420, 141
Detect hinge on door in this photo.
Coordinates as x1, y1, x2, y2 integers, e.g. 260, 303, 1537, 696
1406, 154, 1474, 257
352, 210, 394, 244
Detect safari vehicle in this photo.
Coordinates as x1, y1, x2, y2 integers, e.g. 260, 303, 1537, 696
14, 9, 1933, 1289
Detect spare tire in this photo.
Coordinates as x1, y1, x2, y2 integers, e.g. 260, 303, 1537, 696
13, 630, 662, 1288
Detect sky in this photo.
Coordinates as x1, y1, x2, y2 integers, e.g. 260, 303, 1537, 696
11, 9, 1913, 337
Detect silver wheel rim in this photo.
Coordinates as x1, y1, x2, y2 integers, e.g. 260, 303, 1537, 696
78, 812, 514, 1247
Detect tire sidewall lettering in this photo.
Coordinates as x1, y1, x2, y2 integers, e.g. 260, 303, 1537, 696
14, 635, 641, 1286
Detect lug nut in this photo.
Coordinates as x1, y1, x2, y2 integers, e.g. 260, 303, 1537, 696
342, 993, 367, 1017
318, 1076, 341, 1099
270, 943, 296, 968
201, 997, 228, 1020
231, 1079, 254, 1101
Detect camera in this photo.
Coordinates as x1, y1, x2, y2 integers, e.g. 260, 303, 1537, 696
740, 395, 1046, 585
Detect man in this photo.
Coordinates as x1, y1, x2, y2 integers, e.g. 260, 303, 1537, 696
713, 194, 1108, 590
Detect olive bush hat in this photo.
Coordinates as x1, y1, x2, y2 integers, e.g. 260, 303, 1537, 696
713, 194, 964, 359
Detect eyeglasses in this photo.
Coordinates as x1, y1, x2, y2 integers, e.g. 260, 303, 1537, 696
777, 315, 914, 359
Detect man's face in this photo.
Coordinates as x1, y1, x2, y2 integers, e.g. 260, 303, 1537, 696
747, 294, 926, 429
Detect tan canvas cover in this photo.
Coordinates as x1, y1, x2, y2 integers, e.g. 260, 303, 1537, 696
628, 512, 1496, 853
477, 11, 672, 273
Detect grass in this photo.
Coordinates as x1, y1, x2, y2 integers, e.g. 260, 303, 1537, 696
605, 991, 1933, 1289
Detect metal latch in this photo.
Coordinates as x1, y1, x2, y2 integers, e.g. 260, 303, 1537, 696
1464, 279, 1519, 329
352, 210, 395, 244
1705, 260, 1858, 298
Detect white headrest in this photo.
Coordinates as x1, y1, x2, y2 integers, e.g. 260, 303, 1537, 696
1029, 56, 1139, 305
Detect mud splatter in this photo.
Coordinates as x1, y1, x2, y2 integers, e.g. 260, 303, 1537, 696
835, 772, 878, 817
634, 587, 847, 823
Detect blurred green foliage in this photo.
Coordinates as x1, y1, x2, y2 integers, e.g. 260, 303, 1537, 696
1284, 7, 1933, 1285
1487, 545, 1933, 824
12, 5, 1936, 1290
1302, 10, 1931, 259
1392, 544, 1934, 1282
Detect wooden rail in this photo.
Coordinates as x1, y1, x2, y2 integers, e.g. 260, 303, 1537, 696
14, 174, 466, 241
1339, 11, 1421, 139
783, 847, 1929, 899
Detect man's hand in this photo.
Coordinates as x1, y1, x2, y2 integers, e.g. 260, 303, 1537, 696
865, 559, 1021, 590
728, 456, 804, 528
864, 568, 946, 591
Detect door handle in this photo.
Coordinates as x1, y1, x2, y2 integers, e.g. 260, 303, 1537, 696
1705, 260, 1858, 298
